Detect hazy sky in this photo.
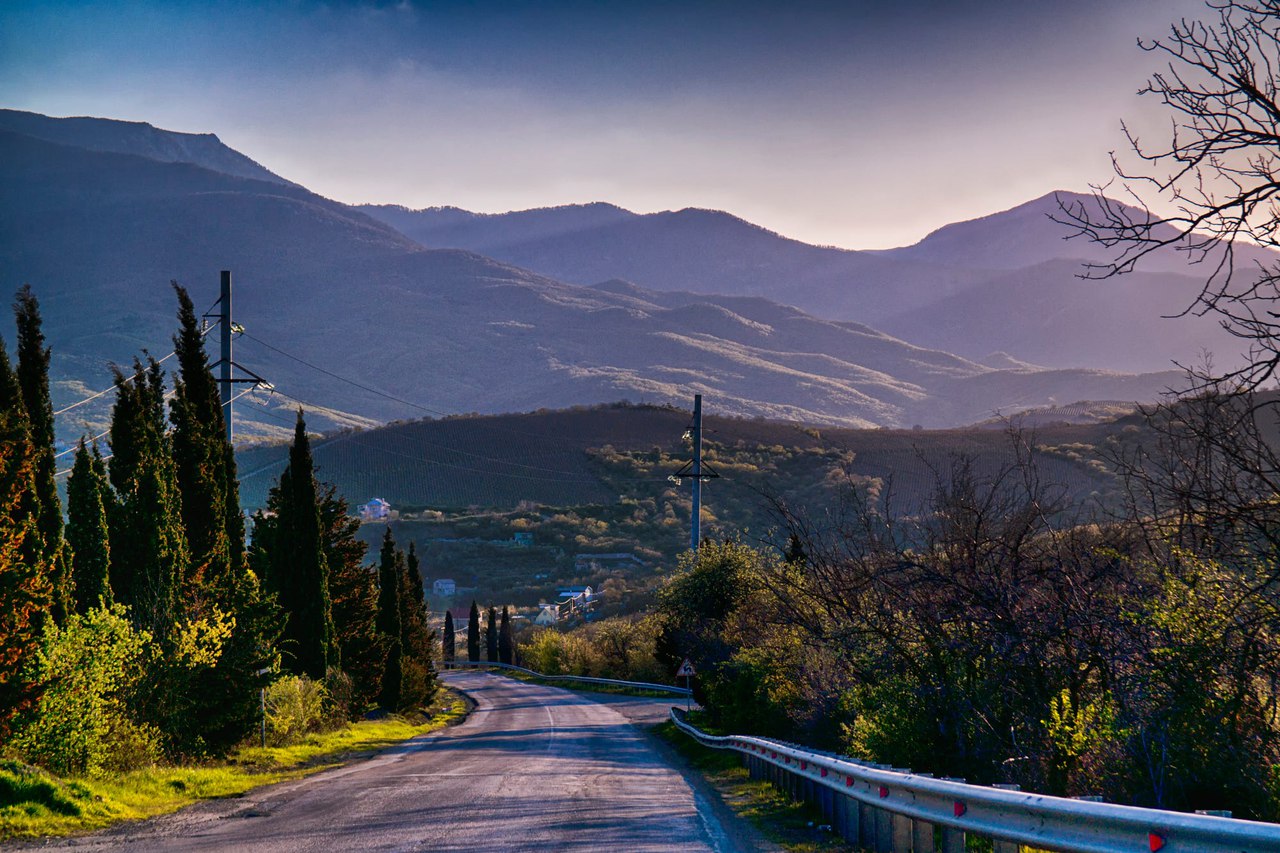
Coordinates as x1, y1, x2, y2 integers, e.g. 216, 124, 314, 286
1, 0, 1207, 249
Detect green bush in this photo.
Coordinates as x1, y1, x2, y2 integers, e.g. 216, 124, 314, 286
0, 762, 82, 817
264, 675, 328, 745
10, 605, 161, 776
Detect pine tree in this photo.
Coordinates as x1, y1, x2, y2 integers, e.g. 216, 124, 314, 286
443, 611, 456, 665
485, 606, 498, 662
322, 485, 385, 713
107, 358, 187, 639
0, 338, 51, 740
499, 605, 513, 665
13, 286, 70, 621
467, 600, 481, 662
256, 411, 336, 679
66, 439, 112, 613
168, 283, 232, 600
375, 527, 403, 709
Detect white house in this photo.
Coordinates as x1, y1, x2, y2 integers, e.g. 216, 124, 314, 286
432, 578, 456, 597
534, 604, 559, 627
359, 497, 391, 521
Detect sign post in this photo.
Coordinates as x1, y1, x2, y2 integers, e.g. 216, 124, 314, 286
676, 658, 696, 712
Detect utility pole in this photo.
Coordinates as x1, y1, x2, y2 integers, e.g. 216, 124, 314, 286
206, 269, 267, 446
690, 393, 703, 551
674, 394, 717, 552
220, 270, 233, 444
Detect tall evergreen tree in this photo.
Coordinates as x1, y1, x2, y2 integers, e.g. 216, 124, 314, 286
375, 527, 404, 709
0, 338, 51, 740
467, 600, 481, 663
66, 440, 112, 613
256, 411, 336, 679
322, 485, 386, 713
443, 611, 456, 665
168, 283, 233, 599
499, 605, 513, 665
13, 286, 70, 621
405, 541, 425, 609
165, 285, 281, 753
107, 358, 187, 639
485, 606, 498, 662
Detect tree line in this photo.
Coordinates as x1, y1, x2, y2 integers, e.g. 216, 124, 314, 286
441, 600, 513, 666
0, 284, 436, 774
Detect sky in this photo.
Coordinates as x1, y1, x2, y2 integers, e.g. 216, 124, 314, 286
0, 0, 1208, 249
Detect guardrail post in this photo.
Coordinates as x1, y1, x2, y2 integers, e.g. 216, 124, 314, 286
912, 773, 936, 852
839, 793, 860, 843
874, 804, 892, 852
990, 785, 1020, 853
859, 796, 876, 849
939, 778, 966, 853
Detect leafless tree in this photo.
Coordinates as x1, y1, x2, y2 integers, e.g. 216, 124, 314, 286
1056, 1, 1280, 390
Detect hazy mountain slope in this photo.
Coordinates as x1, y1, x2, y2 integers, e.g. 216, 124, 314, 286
4, 119, 1181, 447
360, 202, 989, 323
0, 109, 294, 186
365, 192, 1269, 374
878, 259, 1242, 374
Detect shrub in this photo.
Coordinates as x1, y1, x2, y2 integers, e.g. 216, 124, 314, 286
10, 605, 161, 776
264, 675, 327, 745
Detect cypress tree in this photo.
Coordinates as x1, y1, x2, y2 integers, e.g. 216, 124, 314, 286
323, 485, 385, 713
168, 283, 232, 599
443, 611, 455, 666
485, 606, 498, 662
107, 357, 187, 639
258, 411, 337, 679
66, 439, 112, 613
405, 541, 425, 609
13, 286, 70, 622
375, 527, 403, 709
499, 605, 513, 665
160, 285, 282, 752
0, 338, 51, 740
467, 600, 480, 662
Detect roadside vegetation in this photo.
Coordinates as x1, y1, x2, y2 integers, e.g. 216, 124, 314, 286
0, 286, 449, 839
546, 401, 1280, 820
0, 687, 467, 840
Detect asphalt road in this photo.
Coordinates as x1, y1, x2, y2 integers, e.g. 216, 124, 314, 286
28, 671, 745, 852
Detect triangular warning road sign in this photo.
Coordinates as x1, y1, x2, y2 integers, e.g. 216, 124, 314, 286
676, 658, 696, 677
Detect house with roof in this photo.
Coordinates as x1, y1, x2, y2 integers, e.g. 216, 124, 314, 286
359, 497, 391, 521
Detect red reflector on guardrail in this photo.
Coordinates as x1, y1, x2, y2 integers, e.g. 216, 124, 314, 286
954, 802, 966, 817
821, 768, 828, 778
800, 761, 807, 770
1149, 833, 1166, 852
846, 776, 854, 787
879, 786, 889, 798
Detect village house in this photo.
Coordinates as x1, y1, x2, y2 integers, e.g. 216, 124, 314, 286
359, 497, 391, 521
432, 578, 456, 597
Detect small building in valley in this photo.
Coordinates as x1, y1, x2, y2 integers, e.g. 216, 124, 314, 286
359, 497, 391, 521
432, 578, 456, 597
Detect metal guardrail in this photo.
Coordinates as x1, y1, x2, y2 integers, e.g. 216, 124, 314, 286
670, 708, 1280, 853
442, 659, 693, 697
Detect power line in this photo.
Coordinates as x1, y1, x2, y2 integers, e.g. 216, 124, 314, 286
241, 386, 604, 484
235, 332, 590, 450
54, 384, 258, 478
52, 310, 220, 418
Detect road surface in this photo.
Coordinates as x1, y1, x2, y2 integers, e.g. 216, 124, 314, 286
27, 671, 746, 852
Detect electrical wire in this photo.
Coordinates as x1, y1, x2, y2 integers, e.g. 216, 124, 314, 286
235, 332, 594, 450
52, 310, 220, 418
240, 386, 606, 483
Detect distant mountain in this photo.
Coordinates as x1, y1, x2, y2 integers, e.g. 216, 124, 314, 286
358, 202, 989, 322
363, 192, 1266, 374
0, 109, 294, 187
2, 113, 1182, 447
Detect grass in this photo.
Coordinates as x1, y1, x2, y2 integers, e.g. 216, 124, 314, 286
0, 688, 470, 841
655, 720, 858, 853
